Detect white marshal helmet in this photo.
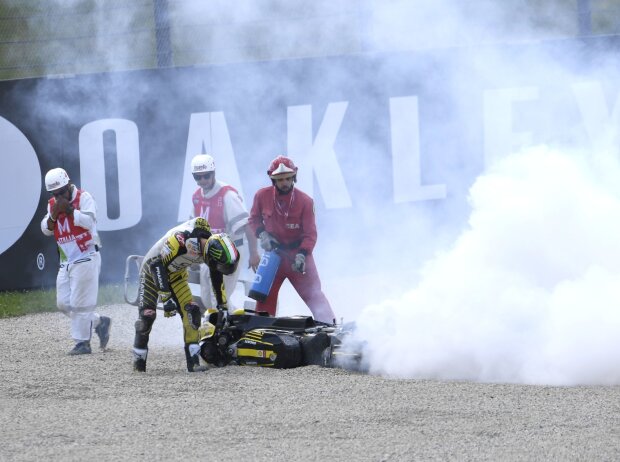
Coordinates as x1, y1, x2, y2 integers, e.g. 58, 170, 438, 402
191, 154, 216, 174
45, 168, 70, 192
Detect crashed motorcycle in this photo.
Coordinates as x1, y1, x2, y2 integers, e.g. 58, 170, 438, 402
123, 254, 363, 371
198, 307, 363, 370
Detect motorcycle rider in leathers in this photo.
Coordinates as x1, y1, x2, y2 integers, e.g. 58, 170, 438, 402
132, 217, 239, 372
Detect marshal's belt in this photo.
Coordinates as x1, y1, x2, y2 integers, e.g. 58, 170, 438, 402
277, 240, 302, 250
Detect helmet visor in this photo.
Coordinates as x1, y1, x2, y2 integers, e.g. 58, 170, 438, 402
217, 261, 238, 275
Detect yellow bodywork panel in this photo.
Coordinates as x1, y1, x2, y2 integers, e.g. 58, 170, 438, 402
238, 348, 276, 359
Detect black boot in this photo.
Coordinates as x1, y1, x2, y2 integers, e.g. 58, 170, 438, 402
95, 316, 112, 350
133, 348, 147, 372
68, 341, 92, 355
185, 344, 207, 372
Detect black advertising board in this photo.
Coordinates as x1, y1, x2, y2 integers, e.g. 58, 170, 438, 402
1, 36, 619, 290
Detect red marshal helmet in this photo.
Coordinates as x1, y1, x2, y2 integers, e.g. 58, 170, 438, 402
267, 155, 298, 179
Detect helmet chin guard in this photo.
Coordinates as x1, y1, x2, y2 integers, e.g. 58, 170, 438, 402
204, 233, 240, 275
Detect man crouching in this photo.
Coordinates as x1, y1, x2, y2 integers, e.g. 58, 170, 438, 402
132, 217, 239, 372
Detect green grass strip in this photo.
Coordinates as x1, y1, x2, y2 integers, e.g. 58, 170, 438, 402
0, 284, 125, 318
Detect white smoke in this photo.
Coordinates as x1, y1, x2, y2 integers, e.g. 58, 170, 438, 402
15, 1, 620, 381
352, 144, 620, 385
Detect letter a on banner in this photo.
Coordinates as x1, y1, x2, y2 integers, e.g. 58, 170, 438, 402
178, 112, 244, 222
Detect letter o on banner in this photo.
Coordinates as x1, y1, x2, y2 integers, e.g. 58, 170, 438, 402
79, 119, 142, 231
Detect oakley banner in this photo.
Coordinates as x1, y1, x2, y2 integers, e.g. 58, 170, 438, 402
1, 36, 619, 290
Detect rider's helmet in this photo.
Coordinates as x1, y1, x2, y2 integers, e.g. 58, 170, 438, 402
204, 233, 240, 275
267, 155, 297, 180
45, 168, 70, 192
191, 154, 216, 174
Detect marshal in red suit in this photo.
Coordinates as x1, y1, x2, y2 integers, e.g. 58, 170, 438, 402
249, 156, 336, 324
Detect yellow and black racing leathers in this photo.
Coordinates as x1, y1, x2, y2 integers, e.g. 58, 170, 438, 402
132, 218, 228, 372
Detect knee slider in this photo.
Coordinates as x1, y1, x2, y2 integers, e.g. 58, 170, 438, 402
141, 307, 157, 320
134, 318, 153, 349
135, 316, 155, 333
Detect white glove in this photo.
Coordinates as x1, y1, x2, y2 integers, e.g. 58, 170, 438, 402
259, 231, 279, 251
292, 253, 306, 273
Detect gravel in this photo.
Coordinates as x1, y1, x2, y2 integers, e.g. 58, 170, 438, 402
1, 304, 620, 461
